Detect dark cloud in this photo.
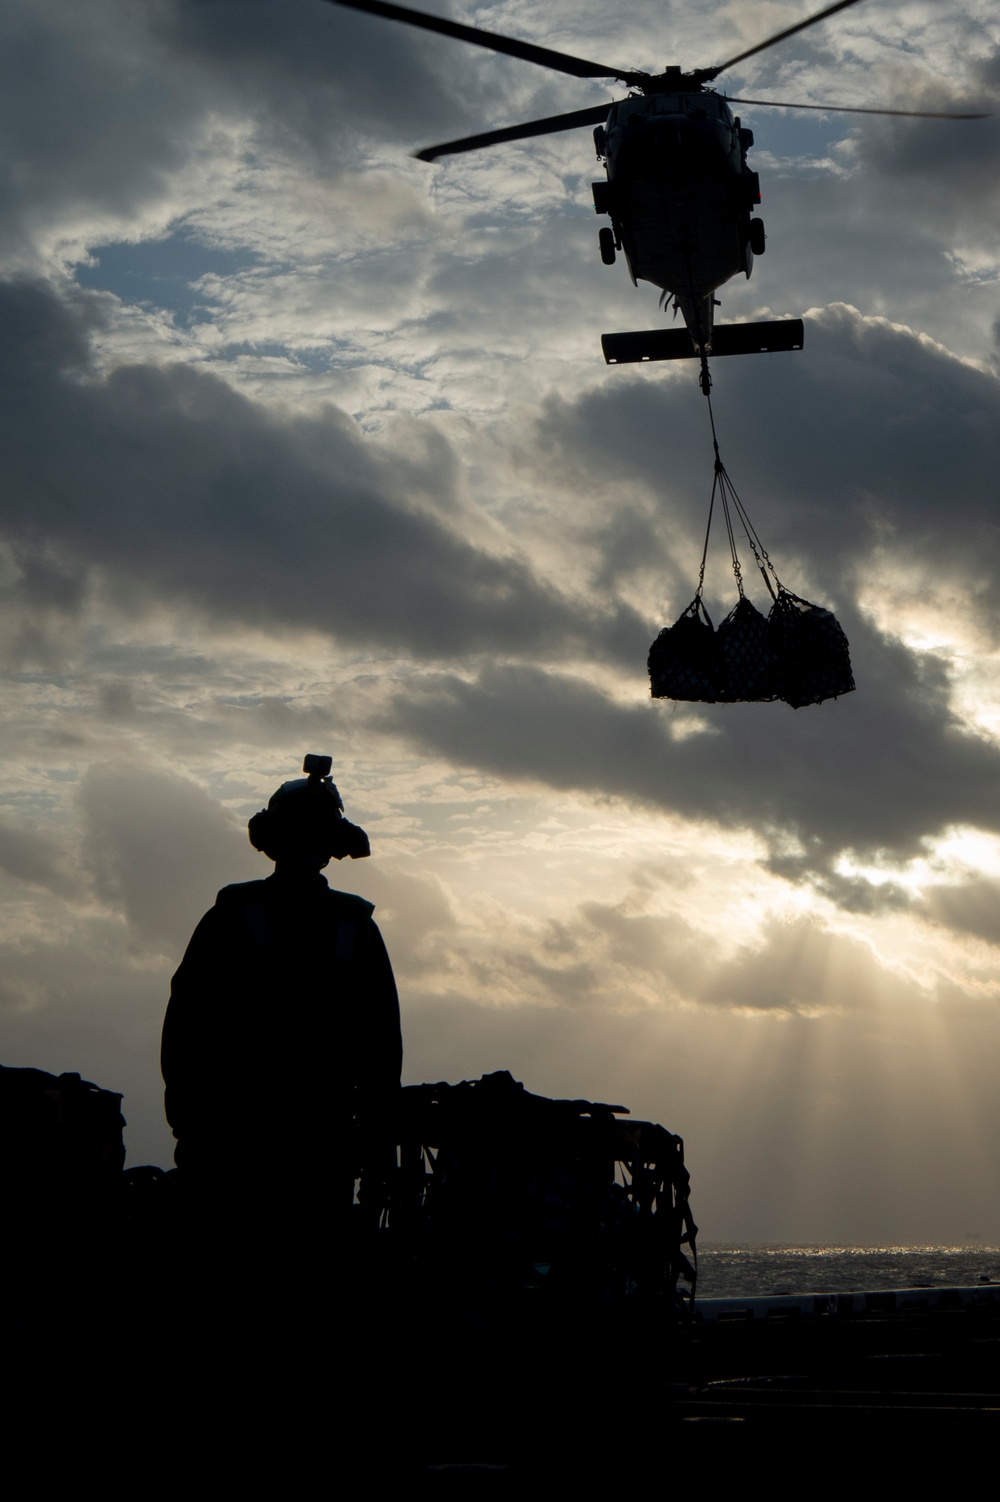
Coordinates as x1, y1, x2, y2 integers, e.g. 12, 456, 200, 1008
0, 278, 646, 665
770, 863, 912, 917
155, 0, 489, 156
849, 46, 1000, 232
381, 619, 1000, 881
0, 0, 491, 261
0, 546, 92, 670
0, 2, 210, 259
97, 681, 139, 721
922, 876, 1000, 947
586, 502, 679, 595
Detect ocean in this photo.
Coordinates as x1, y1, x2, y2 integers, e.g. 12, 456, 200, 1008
696, 1244, 1000, 1299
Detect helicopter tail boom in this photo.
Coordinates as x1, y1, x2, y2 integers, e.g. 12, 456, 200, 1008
602, 320, 804, 365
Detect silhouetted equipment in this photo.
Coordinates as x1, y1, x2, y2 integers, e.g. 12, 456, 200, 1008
649, 422, 854, 707
162, 754, 400, 1186
0, 1064, 125, 1211
248, 752, 370, 862
366, 1070, 697, 1308
325, 0, 986, 382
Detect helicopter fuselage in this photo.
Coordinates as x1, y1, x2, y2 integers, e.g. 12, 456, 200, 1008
594, 90, 761, 350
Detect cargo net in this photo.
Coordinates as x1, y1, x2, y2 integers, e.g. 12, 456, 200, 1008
649, 425, 855, 709
0, 1063, 126, 1212
367, 1070, 697, 1311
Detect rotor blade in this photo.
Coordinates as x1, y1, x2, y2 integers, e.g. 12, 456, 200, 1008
704, 0, 871, 81
321, 0, 637, 81
414, 103, 612, 162
728, 96, 990, 119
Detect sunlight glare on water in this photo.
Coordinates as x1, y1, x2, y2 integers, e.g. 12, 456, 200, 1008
697, 1245, 1000, 1299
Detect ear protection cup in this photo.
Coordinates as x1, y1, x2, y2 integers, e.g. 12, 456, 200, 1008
247, 808, 272, 853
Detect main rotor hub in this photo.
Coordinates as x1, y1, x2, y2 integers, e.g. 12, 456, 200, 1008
639, 65, 713, 94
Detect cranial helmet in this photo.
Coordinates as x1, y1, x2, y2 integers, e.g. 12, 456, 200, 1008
247, 754, 371, 862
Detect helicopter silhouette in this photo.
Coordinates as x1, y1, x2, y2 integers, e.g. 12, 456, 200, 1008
326, 0, 985, 391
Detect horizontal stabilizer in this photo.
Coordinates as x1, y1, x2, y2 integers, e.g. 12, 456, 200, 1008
602, 319, 805, 365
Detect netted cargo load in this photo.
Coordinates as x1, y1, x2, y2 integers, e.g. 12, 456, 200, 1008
648, 596, 720, 702
371, 1070, 698, 1309
767, 587, 856, 708
0, 1064, 126, 1214
716, 594, 779, 703
648, 440, 854, 709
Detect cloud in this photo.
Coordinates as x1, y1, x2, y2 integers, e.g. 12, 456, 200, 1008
0, 278, 648, 665
849, 45, 1000, 242
0, 1, 215, 263
922, 875, 1000, 947
382, 628, 1000, 883
156, 0, 494, 154
0, 816, 81, 897
696, 915, 915, 1013
3, 273, 998, 925
79, 761, 259, 951
534, 305, 1000, 614
0, 0, 497, 267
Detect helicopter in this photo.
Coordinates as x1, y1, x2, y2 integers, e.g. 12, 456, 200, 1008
326, 0, 985, 389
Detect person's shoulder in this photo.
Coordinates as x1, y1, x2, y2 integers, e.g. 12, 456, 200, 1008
325, 886, 376, 922
211, 877, 375, 923
213, 879, 272, 908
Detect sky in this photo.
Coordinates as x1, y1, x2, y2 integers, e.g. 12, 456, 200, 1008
2, 0, 1000, 1244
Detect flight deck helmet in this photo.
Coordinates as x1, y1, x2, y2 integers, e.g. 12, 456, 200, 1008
247, 754, 371, 863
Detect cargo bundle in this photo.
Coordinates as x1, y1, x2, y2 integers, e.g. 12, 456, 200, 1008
649, 452, 854, 709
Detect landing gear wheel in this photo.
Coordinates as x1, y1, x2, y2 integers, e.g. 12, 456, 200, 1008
749, 218, 766, 256
599, 227, 616, 266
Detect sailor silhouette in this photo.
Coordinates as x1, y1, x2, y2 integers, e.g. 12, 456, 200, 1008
161, 755, 401, 1214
